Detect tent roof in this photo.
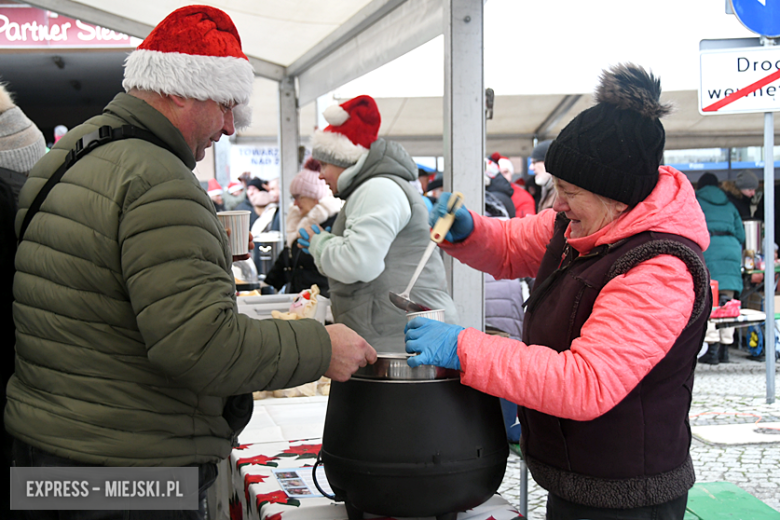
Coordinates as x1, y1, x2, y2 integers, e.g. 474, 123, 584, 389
12, 0, 780, 155
243, 78, 777, 156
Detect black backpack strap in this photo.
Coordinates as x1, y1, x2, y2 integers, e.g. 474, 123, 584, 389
19, 125, 174, 242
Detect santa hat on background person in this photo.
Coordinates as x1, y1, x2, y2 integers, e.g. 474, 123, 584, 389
207, 178, 223, 197
311, 95, 381, 168
484, 158, 500, 179
498, 157, 514, 175
227, 181, 244, 194
122, 5, 255, 129
0, 83, 46, 175
290, 157, 328, 201
489, 152, 513, 175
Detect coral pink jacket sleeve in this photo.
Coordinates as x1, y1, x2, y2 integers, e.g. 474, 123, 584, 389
457, 254, 695, 421
440, 208, 558, 280
439, 166, 704, 421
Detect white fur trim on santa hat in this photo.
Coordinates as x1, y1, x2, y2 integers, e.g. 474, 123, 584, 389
232, 103, 252, 130
498, 157, 514, 175
123, 49, 254, 115
323, 104, 349, 126
311, 129, 367, 168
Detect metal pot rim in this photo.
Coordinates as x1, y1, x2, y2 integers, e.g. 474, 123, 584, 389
353, 353, 459, 381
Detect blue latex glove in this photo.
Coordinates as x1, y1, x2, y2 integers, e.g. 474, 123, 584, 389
297, 224, 321, 255
429, 192, 473, 243
405, 317, 465, 370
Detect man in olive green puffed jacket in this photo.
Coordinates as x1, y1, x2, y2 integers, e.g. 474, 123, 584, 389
5, 6, 376, 513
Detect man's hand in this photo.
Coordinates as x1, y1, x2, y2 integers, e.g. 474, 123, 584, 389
324, 324, 377, 382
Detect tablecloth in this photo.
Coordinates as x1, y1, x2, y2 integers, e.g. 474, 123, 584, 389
227, 397, 522, 520
710, 308, 766, 329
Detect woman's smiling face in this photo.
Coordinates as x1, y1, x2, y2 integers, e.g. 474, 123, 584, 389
552, 178, 628, 238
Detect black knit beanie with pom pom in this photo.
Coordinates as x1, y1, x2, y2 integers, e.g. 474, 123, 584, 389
545, 63, 673, 207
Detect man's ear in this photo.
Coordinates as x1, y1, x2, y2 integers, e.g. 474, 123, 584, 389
167, 94, 188, 108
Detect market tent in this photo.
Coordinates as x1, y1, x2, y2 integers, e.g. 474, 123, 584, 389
11, 1, 779, 378
18, 0, 491, 331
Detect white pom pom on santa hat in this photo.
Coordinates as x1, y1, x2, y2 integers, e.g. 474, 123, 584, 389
207, 178, 223, 196
323, 104, 350, 126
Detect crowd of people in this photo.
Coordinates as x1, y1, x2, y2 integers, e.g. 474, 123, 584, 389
0, 4, 774, 520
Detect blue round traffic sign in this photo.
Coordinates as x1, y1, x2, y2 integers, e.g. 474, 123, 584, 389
731, 0, 780, 37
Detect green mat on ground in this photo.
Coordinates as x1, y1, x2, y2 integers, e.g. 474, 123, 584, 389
684, 482, 780, 519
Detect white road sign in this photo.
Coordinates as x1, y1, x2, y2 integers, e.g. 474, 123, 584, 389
699, 45, 780, 115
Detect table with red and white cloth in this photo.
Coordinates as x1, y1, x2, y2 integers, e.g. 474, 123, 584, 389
224, 396, 523, 520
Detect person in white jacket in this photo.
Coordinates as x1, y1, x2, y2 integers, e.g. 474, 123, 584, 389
298, 95, 457, 353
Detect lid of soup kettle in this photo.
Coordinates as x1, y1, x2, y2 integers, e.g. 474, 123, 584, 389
352, 353, 460, 381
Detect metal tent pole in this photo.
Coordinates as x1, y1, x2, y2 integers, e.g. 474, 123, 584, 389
763, 109, 776, 404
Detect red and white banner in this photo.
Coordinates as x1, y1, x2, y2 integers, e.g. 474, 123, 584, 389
0, 6, 137, 48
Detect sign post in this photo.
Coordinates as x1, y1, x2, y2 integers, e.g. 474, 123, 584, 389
700, 0, 777, 403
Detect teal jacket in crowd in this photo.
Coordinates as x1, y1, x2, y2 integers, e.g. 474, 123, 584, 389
696, 184, 745, 293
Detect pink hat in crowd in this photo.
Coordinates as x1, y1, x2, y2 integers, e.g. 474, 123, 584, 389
227, 181, 244, 194
207, 178, 223, 197
290, 157, 327, 201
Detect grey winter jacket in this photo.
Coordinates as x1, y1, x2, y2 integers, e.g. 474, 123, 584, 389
6, 93, 331, 466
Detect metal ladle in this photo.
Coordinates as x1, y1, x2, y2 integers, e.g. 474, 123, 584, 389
389, 192, 464, 313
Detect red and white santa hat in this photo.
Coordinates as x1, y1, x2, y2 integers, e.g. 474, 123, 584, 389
227, 181, 243, 194
207, 178, 223, 197
122, 5, 254, 129
488, 152, 514, 176
484, 158, 500, 179
311, 95, 381, 168
498, 157, 514, 175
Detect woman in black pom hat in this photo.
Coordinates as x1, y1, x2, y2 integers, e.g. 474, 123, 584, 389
405, 64, 711, 520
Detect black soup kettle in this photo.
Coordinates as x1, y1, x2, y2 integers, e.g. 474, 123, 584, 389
316, 353, 509, 520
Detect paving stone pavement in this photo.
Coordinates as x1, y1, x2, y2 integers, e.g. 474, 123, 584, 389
497, 346, 780, 519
